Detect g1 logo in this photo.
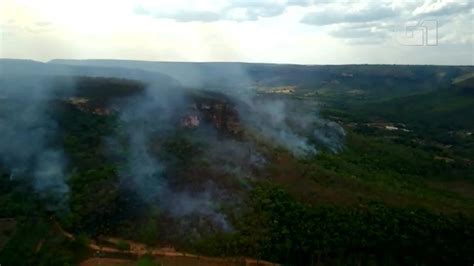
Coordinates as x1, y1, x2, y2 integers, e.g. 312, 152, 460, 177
395, 20, 438, 46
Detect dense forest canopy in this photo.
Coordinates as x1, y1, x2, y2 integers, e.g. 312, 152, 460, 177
0, 59, 473, 265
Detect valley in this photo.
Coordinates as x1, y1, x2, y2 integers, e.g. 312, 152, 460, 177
0, 60, 473, 265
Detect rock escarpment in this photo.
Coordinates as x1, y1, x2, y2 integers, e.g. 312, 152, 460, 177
181, 91, 243, 137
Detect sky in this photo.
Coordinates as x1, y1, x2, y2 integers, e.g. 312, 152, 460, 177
0, 0, 473, 65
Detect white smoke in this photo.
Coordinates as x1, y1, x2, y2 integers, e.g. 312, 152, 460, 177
0, 76, 73, 210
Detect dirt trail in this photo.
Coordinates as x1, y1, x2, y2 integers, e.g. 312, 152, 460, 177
53, 220, 276, 266
80, 258, 134, 266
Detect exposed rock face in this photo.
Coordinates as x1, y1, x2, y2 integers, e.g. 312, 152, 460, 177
65, 86, 243, 136
184, 91, 243, 136
65, 97, 112, 116
180, 113, 200, 128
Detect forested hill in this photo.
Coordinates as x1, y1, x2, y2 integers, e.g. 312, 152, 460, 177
1, 59, 473, 265
50, 59, 473, 91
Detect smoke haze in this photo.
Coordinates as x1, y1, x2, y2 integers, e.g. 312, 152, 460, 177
0, 59, 346, 228
0, 76, 73, 210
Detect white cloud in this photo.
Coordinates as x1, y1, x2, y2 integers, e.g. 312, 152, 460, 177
413, 0, 473, 17
0, 0, 472, 64
134, 0, 311, 22
301, 5, 398, 26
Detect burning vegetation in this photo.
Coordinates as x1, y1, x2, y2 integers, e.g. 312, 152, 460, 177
1, 61, 474, 265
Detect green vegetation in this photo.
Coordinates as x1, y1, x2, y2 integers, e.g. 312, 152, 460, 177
0, 218, 84, 265
116, 240, 131, 251
307, 131, 474, 212
54, 102, 124, 235
137, 256, 160, 266
195, 184, 474, 265
1, 70, 474, 265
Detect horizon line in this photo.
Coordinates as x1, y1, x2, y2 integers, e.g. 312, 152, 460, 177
1, 57, 473, 67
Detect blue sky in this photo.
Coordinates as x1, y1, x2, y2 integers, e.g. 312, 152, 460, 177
1, 0, 472, 64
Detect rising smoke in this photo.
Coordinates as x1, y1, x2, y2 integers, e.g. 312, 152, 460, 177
107, 84, 238, 231
0, 59, 346, 230
0, 76, 73, 210
241, 97, 346, 155
104, 63, 346, 232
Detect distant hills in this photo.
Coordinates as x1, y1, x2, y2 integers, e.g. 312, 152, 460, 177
1, 58, 474, 265
1, 58, 473, 101
0, 59, 178, 87
452, 72, 474, 90
49, 59, 473, 91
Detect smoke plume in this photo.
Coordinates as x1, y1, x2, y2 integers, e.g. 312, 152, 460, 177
0, 76, 73, 210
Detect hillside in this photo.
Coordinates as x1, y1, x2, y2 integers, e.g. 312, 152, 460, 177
0, 61, 473, 265
50, 59, 474, 97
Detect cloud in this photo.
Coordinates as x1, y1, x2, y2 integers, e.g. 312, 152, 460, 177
172, 11, 222, 22
134, 5, 221, 22
299, 1, 400, 45
301, 6, 398, 26
302, 0, 473, 47
330, 26, 388, 43
325, 20, 395, 45
134, 0, 311, 22
1, 0, 472, 64
413, 0, 473, 17
35, 21, 52, 27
